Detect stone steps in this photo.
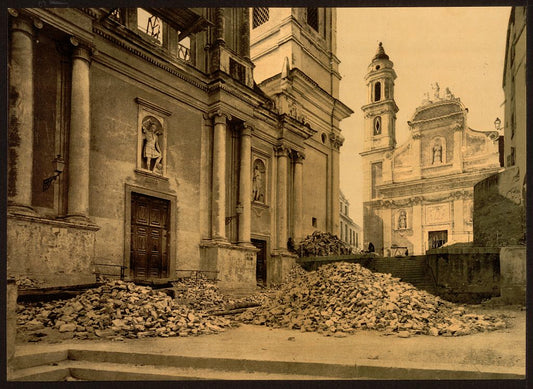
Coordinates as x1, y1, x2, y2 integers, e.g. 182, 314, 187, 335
9, 349, 362, 381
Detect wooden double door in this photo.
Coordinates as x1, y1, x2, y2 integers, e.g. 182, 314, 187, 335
131, 193, 170, 280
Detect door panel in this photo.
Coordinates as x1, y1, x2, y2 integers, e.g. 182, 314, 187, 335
131, 193, 170, 280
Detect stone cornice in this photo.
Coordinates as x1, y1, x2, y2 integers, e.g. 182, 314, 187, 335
93, 24, 208, 92
135, 97, 172, 117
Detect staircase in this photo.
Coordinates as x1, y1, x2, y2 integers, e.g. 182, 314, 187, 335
9, 349, 365, 381
365, 256, 436, 294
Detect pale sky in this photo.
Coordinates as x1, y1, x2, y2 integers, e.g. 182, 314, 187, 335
337, 7, 511, 224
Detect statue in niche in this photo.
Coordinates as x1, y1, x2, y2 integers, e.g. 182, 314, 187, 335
142, 116, 163, 174
398, 210, 407, 229
252, 159, 266, 202
432, 139, 443, 164
445, 87, 454, 100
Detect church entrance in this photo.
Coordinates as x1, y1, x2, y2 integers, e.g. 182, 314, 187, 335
130, 193, 170, 280
252, 239, 267, 285
428, 230, 448, 249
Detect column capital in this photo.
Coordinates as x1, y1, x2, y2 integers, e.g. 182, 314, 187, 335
274, 143, 290, 157
241, 123, 254, 136
70, 37, 93, 63
9, 13, 37, 37
208, 109, 232, 123
329, 132, 344, 151
291, 150, 306, 164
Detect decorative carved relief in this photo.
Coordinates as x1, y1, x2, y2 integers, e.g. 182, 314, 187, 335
329, 133, 344, 150
252, 158, 266, 203
425, 203, 449, 225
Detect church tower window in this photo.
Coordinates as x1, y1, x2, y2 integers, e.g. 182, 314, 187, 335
252, 8, 269, 28
307, 8, 319, 31
374, 116, 382, 135
374, 81, 381, 102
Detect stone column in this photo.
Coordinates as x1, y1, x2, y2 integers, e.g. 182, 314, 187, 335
211, 111, 231, 241
329, 133, 343, 236
292, 151, 305, 243
8, 13, 37, 213
238, 124, 253, 245
275, 144, 290, 250
215, 8, 225, 45
453, 122, 464, 172
200, 114, 213, 239
412, 132, 422, 178
67, 39, 92, 218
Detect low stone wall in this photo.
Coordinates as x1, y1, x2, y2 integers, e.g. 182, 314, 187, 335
7, 214, 99, 287
499, 246, 526, 304
199, 242, 257, 290
269, 251, 298, 284
427, 246, 500, 303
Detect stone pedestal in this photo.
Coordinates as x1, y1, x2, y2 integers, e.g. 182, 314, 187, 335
269, 250, 298, 285
199, 241, 258, 291
499, 246, 526, 304
7, 214, 99, 288
7, 278, 17, 379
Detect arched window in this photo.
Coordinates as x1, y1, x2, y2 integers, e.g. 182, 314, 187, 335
374, 81, 381, 102
373, 116, 382, 135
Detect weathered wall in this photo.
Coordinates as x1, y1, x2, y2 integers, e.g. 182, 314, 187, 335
6, 278, 17, 378
269, 252, 298, 285
427, 246, 500, 303
7, 216, 97, 287
200, 243, 257, 289
89, 57, 204, 277
499, 246, 526, 304
473, 167, 526, 246
302, 148, 328, 236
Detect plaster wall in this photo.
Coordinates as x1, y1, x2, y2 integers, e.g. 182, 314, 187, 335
7, 216, 97, 287
89, 63, 204, 278
499, 246, 526, 304
302, 147, 328, 236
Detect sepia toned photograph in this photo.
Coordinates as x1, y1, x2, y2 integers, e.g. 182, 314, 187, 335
5, 4, 526, 382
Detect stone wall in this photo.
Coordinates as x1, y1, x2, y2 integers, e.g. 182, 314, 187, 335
7, 215, 98, 287
499, 246, 526, 304
199, 242, 257, 290
473, 166, 525, 246
427, 246, 500, 303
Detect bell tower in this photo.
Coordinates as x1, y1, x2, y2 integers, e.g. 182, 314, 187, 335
360, 42, 398, 255
361, 42, 398, 152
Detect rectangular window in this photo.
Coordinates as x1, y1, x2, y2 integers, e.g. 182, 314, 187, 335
252, 7, 269, 28
371, 162, 383, 199
312, 217, 317, 228
307, 8, 319, 31
137, 9, 163, 45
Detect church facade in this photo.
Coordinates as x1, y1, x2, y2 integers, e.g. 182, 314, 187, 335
360, 44, 501, 255
7, 7, 351, 289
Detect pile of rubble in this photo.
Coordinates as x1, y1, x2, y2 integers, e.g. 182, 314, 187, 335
298, 231, 353, 257
15, 276, 44, 289
172, 275, 267, 314
237, 262, 508, 337
17, 280, 234, 340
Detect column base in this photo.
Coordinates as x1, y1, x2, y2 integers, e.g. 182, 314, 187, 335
7, 202, 38, 217
58, 213, 97, 227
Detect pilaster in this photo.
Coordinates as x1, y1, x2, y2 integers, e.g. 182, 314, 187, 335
238, 124, 253, 246
274, 143, 290, 250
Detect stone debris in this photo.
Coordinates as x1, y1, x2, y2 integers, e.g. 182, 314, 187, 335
15, 276, 44, 289
298, 231, 353, 257
237, 262, 509, 337
17, 280, 234, 340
